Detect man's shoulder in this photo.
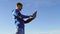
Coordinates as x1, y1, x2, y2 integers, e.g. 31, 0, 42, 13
12, 9, 16, 14
12, 9, 18, 12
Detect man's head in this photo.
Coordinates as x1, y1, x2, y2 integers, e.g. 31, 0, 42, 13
16, 2, 23, 10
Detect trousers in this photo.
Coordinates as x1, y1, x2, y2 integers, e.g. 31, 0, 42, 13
16, 28, 24, 34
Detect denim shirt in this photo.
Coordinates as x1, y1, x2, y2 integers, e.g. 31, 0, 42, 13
12, 9, 30, 28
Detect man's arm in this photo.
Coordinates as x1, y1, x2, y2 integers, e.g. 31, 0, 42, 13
23, 11, 37, 24
20, 14, 31, 18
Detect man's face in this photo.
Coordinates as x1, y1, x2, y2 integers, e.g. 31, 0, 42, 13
17, 5, 22, 10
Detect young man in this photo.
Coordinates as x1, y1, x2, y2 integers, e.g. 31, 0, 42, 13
12, 2, 33, 34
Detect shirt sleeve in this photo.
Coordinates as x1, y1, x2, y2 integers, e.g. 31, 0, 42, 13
13, 9, 30, 18
18, 11, 30, 18
12, 9, 18, 16
20, 14, 30, 18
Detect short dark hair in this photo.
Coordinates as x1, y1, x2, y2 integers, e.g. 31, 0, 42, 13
16, 2, 23, 7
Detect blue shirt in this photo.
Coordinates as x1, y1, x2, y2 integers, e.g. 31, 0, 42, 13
12, 9, 30, 28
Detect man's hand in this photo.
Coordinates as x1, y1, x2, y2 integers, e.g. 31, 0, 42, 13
30, 15, 33, 17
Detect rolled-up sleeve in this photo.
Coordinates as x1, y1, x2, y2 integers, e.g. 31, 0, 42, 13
20, 14, 30, 18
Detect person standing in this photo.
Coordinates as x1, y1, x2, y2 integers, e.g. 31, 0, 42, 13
12, 2, 32, 34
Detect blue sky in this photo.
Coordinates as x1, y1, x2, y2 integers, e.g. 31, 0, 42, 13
0, 0, 60, 34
